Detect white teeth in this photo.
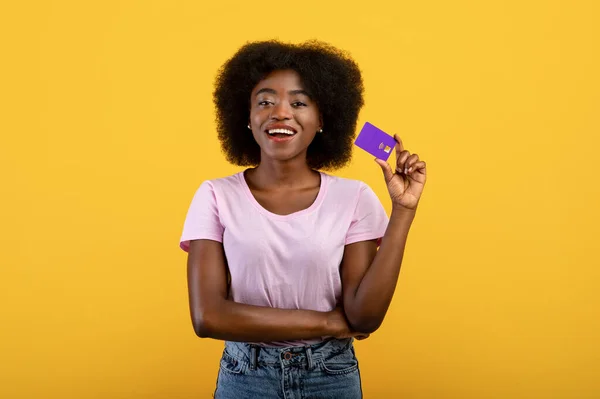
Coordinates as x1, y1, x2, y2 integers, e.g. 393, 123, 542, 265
267, 129, 295, 135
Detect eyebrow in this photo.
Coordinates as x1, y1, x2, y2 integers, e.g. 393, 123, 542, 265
255, 88, 311, 97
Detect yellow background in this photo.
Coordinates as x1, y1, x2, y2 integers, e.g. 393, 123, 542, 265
1, 0, 599, 398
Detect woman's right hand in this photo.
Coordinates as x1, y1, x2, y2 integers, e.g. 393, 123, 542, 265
326, 306, 370, 340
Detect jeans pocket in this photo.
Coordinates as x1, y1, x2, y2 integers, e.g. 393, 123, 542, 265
318, 350, 359, 375
219, 352, 247, 375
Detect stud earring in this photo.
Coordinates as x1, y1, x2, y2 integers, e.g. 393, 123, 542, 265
247, 124, 251, 129
318, 128, 323, 133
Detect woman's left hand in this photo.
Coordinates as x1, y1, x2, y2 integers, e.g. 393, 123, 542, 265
375, 134, 427, 211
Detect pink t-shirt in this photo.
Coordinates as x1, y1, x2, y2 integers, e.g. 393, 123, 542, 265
179, 171, 388, 347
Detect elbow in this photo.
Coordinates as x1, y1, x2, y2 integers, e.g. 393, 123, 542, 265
346, 309, 384, 335
349, 319, 382, 335
190, 296, 228, 338
192, 320, 211, 338
191, 309, 217, 338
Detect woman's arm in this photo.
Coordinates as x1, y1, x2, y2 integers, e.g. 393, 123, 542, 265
340, 209, 415, 334
187, 239, 351, 342
341, 134, 427, 334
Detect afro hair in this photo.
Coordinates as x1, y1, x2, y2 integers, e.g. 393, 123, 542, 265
213, 40, 365, 170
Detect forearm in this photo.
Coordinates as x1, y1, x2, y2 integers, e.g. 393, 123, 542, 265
193, 299, 334, 342
349, 208, 416, 332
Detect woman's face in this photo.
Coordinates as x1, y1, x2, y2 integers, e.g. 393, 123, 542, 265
249, 69, 322, 165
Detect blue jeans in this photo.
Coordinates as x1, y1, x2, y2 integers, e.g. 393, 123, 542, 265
214, 338, 362, 399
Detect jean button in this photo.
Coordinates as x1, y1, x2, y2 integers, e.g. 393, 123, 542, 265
283, 352, 292, 360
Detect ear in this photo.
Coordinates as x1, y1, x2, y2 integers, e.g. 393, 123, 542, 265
319, 113, 324, 130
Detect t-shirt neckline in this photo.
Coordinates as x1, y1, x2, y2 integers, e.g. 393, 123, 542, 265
238, 170, 328, 220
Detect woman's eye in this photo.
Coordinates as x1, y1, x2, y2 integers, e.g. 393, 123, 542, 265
292, 102, 307, 107
258, 100, 273, 106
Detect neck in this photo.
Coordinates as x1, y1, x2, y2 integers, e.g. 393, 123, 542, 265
250, 156, 317, 189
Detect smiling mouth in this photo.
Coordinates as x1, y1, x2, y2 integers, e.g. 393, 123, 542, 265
266, 128, 296, 137
265, 128, 297, 141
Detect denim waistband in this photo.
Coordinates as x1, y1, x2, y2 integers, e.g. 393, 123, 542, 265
223, 338, 354, 371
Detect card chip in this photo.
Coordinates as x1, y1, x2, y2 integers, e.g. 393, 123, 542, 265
354, 122, 397, 161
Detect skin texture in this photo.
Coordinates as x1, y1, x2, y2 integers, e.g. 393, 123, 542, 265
249, 70, 322, 170
187, 69, 427, 342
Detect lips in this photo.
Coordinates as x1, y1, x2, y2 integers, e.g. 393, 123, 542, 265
264, 124, 298, 143
265, 131, 296, 142
264, 124, 297, 134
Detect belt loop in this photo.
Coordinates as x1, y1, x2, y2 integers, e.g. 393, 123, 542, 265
306, 346, 314, 370
250, 345, 258, 370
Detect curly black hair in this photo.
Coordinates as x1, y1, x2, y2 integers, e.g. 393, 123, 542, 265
213, 40, 364, 170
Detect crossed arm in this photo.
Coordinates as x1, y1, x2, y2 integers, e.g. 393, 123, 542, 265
186, 208, 415, 342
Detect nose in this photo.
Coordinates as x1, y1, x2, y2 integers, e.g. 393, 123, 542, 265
270, 101, 293, 120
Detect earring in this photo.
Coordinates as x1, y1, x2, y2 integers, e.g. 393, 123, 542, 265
318, 128, 323, 133
247, 124, 251, 129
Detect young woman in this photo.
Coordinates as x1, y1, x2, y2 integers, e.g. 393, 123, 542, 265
179, 40, 427, 399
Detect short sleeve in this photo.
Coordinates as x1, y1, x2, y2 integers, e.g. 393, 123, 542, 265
179, 181, 224, 252
345, 183, 389, 246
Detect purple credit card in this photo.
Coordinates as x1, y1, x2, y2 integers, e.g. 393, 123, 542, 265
354, 122, 397, 161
